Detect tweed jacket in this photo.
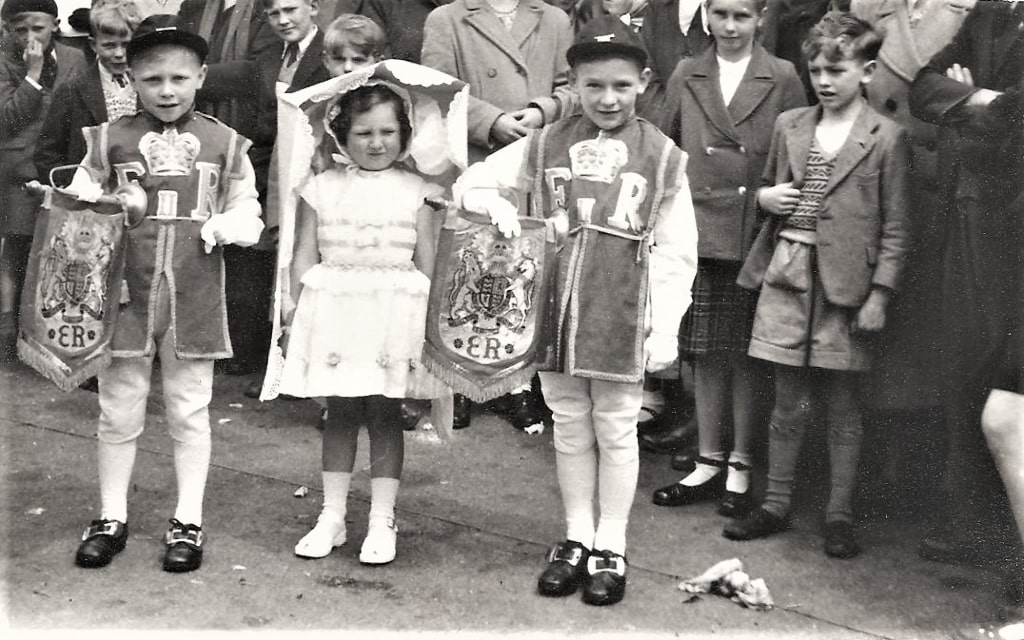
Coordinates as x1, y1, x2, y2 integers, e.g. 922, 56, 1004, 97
35, 63, 111, 182
421, 0, 575, 160
0, 42, 87, 185
662, 44, 806, 261
738, 105, 911, 307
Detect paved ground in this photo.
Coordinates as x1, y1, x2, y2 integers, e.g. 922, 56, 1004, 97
0, 357, 1016, 637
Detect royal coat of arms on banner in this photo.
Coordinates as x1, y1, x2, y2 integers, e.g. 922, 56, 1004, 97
18, 184, 130, 391
423, 207, 556, 402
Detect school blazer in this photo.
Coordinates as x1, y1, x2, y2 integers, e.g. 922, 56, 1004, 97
35, 64, 110, 181
661, 44, 806, 261
737, 105, 911, 307
0, 42, 87, 183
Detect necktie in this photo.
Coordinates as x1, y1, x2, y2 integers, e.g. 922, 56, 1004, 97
283, 42, 299, 67
113, 74, 127, 88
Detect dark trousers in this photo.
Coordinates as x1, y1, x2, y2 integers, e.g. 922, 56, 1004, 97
224, 245, 275, 370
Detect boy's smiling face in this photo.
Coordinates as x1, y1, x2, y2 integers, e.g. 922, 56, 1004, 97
130, 45, 207, 123
92, 32, 131, 75
571, 57, 650, 131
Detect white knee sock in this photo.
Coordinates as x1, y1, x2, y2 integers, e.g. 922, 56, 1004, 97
368, 477, 400, 524
321, 471, 352, 525
172, 435, 211, 527
557, 449, 597, 548
594, 454, 638, 556
681, 451, 726, 487
98, 439, 137, 523
726, 451, 753, 494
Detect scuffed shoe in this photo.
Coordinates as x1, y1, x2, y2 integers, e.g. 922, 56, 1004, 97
294, 514, 346, 559
359, 518, 397, 565
723, 507, 789, 541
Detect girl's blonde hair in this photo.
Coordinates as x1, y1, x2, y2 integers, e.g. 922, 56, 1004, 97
324, 14, 389, 61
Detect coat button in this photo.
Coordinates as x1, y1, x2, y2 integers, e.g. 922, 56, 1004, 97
739, 145, 746, 154
705, 146, 714, 155
885, 98, 898, 112
738, 186, 747, 195
487, 68, 497, 77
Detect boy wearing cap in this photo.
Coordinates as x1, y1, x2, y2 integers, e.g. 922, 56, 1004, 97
0, 0, 86, 360
70, 14, 263, 573
452, 16, 697, 605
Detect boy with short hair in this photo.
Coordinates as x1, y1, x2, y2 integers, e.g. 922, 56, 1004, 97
71, 14, 263, 573
727, 12, 909, 558
0, 0, 86, 360
453, 16, 698, 605
36, 2, 143, 185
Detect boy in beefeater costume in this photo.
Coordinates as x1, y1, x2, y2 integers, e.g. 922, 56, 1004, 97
70, 14, 263, 573
453, 16, 698, 606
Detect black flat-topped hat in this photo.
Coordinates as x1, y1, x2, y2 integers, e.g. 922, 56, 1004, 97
127, 14, 209, 63
1, 0, 58, 19
566, 15, 647, 68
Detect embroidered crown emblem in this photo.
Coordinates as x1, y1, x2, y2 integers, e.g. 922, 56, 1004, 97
140, 128, 201, 176
569, 133, 628, 183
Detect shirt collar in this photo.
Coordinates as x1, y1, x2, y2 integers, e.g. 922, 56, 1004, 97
282, 25, 318, 61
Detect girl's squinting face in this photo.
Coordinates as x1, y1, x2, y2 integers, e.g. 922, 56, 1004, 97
323, 42, 377, 77
345, 101, 403, 171
707, 0, 760, 62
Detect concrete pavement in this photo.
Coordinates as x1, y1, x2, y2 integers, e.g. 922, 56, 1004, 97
0, 357, 1012, 637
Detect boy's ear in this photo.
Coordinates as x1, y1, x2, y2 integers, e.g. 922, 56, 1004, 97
196, 63, 208, 88
638, 67, 652, 94
860, 59, 876, 85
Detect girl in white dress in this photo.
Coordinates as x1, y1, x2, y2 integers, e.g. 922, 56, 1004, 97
280, 82, 445, 564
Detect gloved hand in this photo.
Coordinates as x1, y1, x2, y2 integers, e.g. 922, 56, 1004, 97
462, 189, 521, 238
644, 332, 678, 373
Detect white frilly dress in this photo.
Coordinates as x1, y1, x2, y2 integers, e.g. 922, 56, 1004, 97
276, 165, 448, 399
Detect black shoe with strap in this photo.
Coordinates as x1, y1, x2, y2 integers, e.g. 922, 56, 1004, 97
718, 459, 755, 518
163, 518, 204, 573
582, 549, 628, 606
75, 519, 128, 568
538, 540, 590, 597
652, 456, 727, 506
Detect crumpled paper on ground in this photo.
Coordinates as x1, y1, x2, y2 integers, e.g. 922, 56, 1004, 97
679, 557, 774, 611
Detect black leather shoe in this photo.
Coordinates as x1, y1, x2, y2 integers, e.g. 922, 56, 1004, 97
453, 394, 472, 430
638, 417, 697, 453
538, 540, 590, 597
918, 534, 996, 567
243, 379, 262, 399
718, 490, 754, 519
824, 520, 860, 559
510, 391, 542, 430
400, 400, 424, 431
652, 457, 727, 506
75, 519, 128, 568
163, 519, 204, 573
723, 507, 790, 541
582, 549, 627, 606
79, 376, 99, 393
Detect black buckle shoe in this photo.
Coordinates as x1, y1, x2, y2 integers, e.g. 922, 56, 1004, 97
75, 519, 128, 568
538, 540, 590, 597
582, 550, 627, 606
824, 520, 860, 559
163, 518, 204, 573
510, 391, 543, 430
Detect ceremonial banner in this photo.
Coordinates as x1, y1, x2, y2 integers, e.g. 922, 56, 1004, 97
423, 207, 556, 403
18, 186, 127, 391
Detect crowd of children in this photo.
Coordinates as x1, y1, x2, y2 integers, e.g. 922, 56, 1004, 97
0, 0, 1021, 634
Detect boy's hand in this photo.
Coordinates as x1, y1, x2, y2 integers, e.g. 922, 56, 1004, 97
23, 38, 44, 82
200, 220, 226, 253
853, 287, 890, 333
509, 107, 544, 129
644, 332, 678, 373
490, 113, 530, 146
758, 182, 801, 215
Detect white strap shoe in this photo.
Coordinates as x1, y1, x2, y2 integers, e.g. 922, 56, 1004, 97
294, 514, 346, 559
359, 518, 397, 565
